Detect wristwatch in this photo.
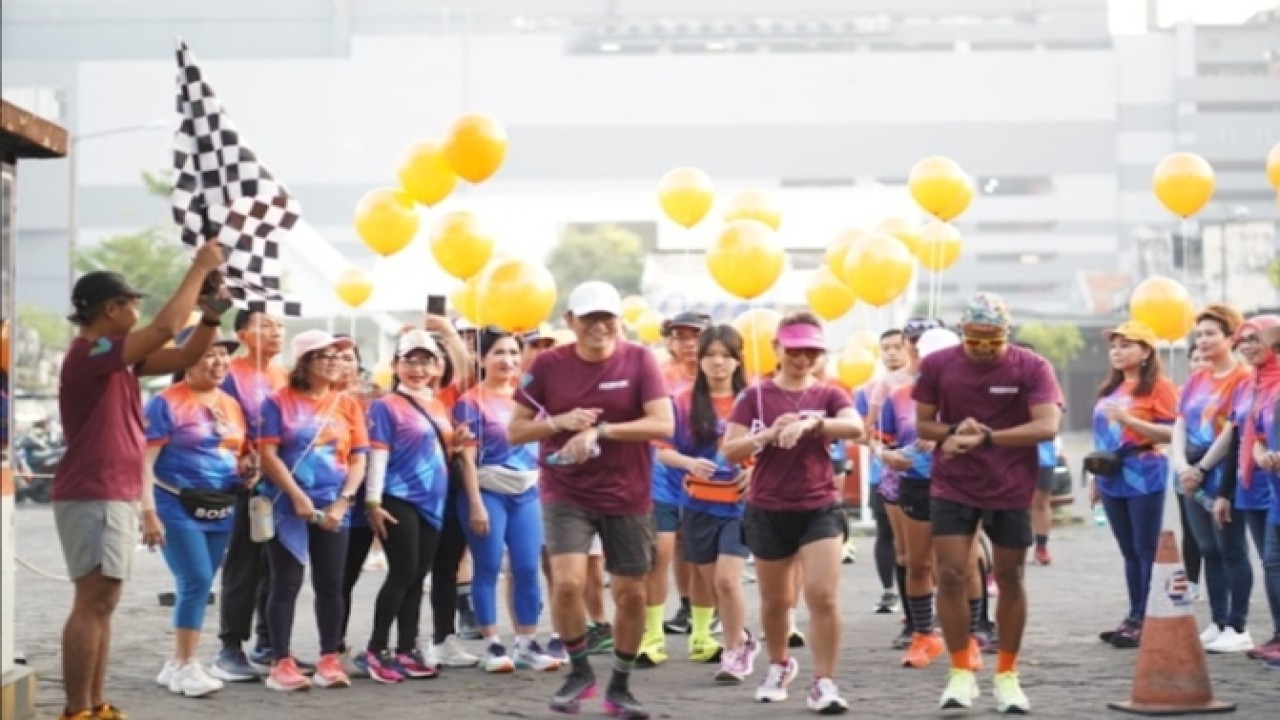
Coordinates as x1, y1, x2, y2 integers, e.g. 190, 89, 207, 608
981, 429, 994, 447
595, 421, 610, 440
339, 492, 357, 504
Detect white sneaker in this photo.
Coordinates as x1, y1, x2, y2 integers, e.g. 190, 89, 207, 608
1204, 627, 1254, 654
156, 660, 179, 688
939, 668, 979, 710
755, 657, 799, 703
513, 636, 561, 671
428, 635, 480, 668
993, 671, 1030, 714
169, 659, 224, 698
806, 677, 849, 714
480, 640, 515, 673
1199, 623, 1223, 646
363, 549, 388, 571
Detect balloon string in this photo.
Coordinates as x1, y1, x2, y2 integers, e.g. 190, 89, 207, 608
1179, 216, 1191, 287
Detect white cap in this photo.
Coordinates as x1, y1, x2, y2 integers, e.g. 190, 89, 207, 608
916, 328, 960, 360
397, 329, 444, 359
453, 317, 477, 332
567, 281, 622, 317
292, 330, 354, 361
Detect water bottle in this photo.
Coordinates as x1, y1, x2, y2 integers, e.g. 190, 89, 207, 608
547, 445, 601, 466
1092, 504, 1108, 527
1193, 490, 1216, 512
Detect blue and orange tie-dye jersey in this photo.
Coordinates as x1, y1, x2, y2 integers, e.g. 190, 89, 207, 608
452, 387, 538, 473
259, 387, 369, 516
1179, 365, 1251, 497
1092, 378, 1178, 498
879, 382, 932, 480
369, 392, 450, 529
1230, 380, 1277, 511
663, 389, 741, 519
145, 383, 247, 532
220, 357, 288, 440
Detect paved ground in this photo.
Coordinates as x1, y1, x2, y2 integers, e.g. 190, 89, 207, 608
11, 434, 1278, 719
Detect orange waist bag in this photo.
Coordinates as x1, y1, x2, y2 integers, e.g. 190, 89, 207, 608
684, 475, 743, 504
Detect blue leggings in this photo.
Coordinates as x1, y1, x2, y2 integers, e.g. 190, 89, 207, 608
161, 528, 232, 631
1101, 490, 1165, 620
458, 490, 544, 629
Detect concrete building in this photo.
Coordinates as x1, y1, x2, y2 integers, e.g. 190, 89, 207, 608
2, 0, 1277, 332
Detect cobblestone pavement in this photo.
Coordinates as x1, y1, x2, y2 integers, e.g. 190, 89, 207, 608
11, 436, 1277, 719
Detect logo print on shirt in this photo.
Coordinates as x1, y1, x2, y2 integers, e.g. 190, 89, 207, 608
989, 386, 1019, 395
90, 338, 112, 356
599, 380, 630, 391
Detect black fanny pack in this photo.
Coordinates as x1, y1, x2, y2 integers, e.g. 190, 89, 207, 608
1083, 445, 1153, 479
157, 479, 236, 522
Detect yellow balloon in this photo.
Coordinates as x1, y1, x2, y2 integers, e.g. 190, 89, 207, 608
706, 219, 785, 300
372, 363, 394, 391
658, 167, 715, 228
916, 221, 964, 272
429, 211, 495, 281
1129, 276, 1195, 341
825, 228, 870, 285
848, 329, 880, 357
354, 187, 420, 257
909, 156, 973, 221
477, 259, 558, 333
633, 310, 665, 344
451, 275, 484, 326
836, 346, 877, 390
733, 308, 781, 379
842, 233, 914, 307
396, 140, 458, 207
621, 295, 650, 326
806, 267, 856, 321
722, 188, 782, 231
334, 267, 374, 308
1153, 152, 1215, 218
1266, 142, 1279, 190
875, 216, 920, 256
442, 112, 508, 184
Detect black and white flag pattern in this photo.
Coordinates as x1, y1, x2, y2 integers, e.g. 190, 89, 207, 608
170, 38, 303, 316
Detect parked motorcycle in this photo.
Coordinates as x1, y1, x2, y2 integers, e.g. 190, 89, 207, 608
14, 427, 64, 504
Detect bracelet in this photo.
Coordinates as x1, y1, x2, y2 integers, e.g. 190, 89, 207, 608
199, 316, 221, 327
596, 421, 609, 440
364, 499, 382, 509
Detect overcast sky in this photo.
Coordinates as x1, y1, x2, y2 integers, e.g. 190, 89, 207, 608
1110, 0, 1278, 33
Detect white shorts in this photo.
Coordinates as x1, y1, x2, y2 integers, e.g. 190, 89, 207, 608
54, 500, 138, 581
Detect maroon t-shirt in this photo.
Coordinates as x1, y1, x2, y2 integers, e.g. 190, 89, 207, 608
912, 345, 1061, 510
52, 335, 145, 502
515, 341, 669, 515
728, 381, 853, 512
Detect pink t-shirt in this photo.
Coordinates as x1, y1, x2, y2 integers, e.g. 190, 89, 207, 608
53, 335, 145, 502
912, 344, 1061, 510
728, 380, 853, 512
515, 342, 669, 515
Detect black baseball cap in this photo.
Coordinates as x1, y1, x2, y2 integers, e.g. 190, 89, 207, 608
71, 271, 146, 312
663, 311, 711, 336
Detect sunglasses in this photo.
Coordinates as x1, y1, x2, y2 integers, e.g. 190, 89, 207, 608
784, 348, 823, 359
963, 336, 1007, 352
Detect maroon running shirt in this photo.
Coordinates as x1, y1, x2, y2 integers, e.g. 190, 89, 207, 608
728, 381, 853, 512
912, 344, 1061, 510
52, 335, 145, 502
515, 341, 669, 515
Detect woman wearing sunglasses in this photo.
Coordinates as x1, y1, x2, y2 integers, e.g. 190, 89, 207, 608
721, 311, 864, 713
145, 327, 248, 698
1090, 321, 1179, 649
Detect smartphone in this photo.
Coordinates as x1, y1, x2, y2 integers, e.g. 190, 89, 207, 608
426, 294, 447, 316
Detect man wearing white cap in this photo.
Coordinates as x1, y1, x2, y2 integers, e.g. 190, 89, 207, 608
509, 280, 674, 718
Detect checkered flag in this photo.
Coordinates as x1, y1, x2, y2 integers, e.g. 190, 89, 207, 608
170, 38, 303, 316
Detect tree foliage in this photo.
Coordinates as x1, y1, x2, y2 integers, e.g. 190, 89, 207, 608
545, 224, 645, 315
1015, 322, 1084, 368
73, 226, 189, 323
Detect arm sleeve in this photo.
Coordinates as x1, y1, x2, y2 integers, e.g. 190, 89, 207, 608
365, 448, 390, 499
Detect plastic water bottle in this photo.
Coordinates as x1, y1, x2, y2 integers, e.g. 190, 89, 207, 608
1193, 490, 1216, 512
547, 445, 601, 466
1092, 504, 1108, 527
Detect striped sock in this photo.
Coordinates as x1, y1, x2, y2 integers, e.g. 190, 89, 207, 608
968, 598, 983, 634
609, 650, 637, 692
565, 635, 590, 673
907, 594, 935, 635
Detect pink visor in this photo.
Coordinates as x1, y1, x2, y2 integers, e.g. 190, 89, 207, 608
776, 324, 826, 351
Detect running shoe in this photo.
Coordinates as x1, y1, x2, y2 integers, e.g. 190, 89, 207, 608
92, 704, 129, 720
210, 649, 257, 683
1246, 634, 1280, 660
514, 638, 562, 672
361, 650, 404, 684
755, 657, 799, 703
1099, 617, 1135, 644
59, 712, 94, 720
458, 605, 482, 640
265, 657, 311, 692
168, 660, 224, 698
587, 623, 615, 655
637, 635, 669, 667
874, 591, 899, 614
688, 634, 723, 663
395, 648, 440, 679
1201, 624, 1224, 646
806, 677, 849, 715
340, 648, 367, 678
481, 641, 516, 673
1265, 656, 1280, 671
549, 669, 598, 715
788, 627, 807, 649
428, 635, 480, 668
992, 671, 1030, 714
710, 612, 723, 636
546, 636, 570, 663
664, 605, 692, 635
156, 660, 178, 688
1112, 622, 1142, 649
603, 687, 651, 719
939, 668, 979, 710
841, 540, 857, 565
251, 647, 314, 676
1032, 545, 1052, 566
313, 653, 351, 689
891, 623, 914, 650
974, 624, 999, 655
1204, 627, 1254, 654
715, 631, 760, 683
362, 549, 387, 571
901, 632, 945, 669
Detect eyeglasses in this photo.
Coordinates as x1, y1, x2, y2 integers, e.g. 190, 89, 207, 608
576, 313, 617, 327
1238, 334, 1261, 346
963, 336, 1007, 353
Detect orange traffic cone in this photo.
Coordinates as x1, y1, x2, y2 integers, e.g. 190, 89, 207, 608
1108, 530, 1236, 715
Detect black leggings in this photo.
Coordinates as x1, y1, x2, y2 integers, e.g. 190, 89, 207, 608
431, 502, 468, 644
1176, 494, 1203, 585
871, 493, 895, 589
370, 496, 440, 653
266, 526, 349, 658
340, 525, 375, 650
